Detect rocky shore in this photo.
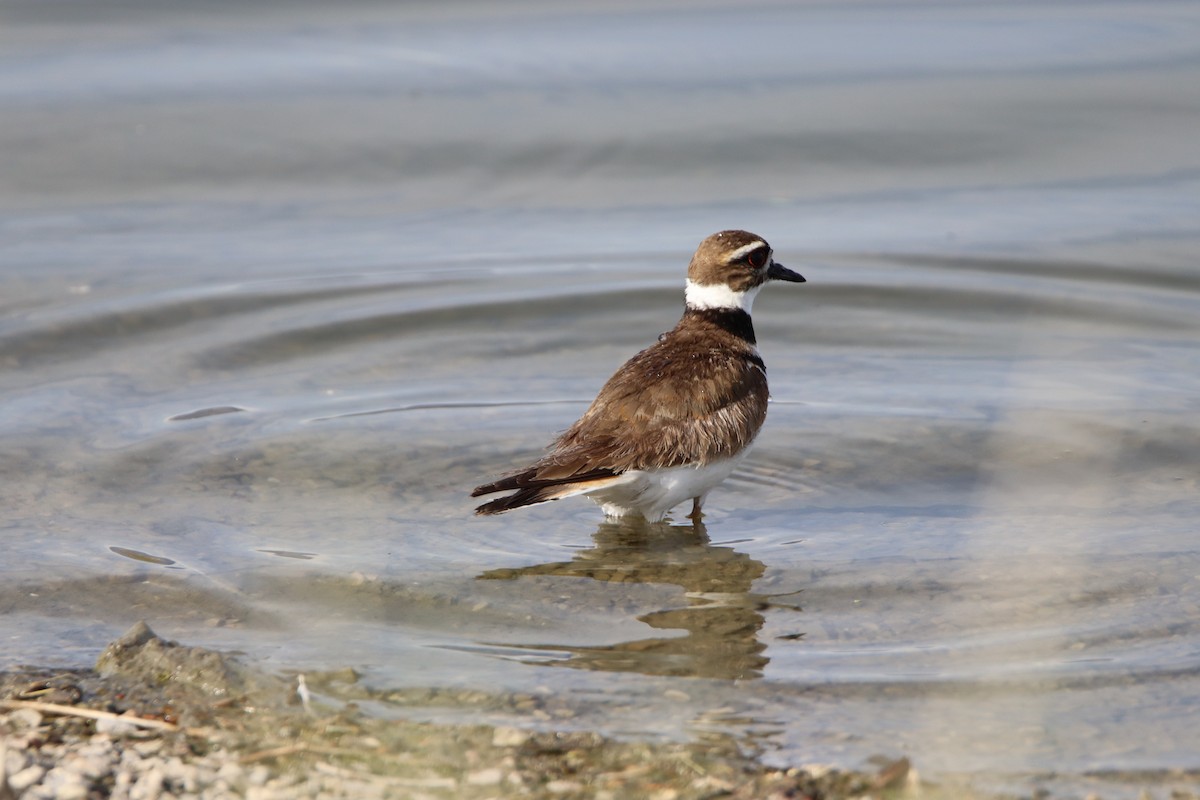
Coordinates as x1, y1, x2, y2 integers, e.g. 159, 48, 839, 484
0, 622, 916, 800
0, 623, 1190, 800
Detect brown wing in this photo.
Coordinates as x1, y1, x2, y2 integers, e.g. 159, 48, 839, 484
541, 326, 768, 475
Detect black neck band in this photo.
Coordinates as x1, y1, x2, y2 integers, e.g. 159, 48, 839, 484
684, 307, 757, 345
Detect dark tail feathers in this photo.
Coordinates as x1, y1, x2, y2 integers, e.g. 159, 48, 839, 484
471, 467, 619, 515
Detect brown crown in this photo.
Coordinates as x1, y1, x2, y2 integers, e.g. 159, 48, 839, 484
686, 230, 771, 292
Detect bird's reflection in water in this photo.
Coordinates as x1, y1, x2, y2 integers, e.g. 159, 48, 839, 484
478, 519, 786, 680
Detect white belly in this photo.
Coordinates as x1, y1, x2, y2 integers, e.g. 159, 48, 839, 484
582, 456, 746, 522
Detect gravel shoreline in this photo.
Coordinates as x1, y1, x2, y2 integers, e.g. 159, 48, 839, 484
1, 623, 1193, 800
0, 623, 912, 800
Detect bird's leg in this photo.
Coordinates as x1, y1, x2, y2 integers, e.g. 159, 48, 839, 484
688, 496, 705, 522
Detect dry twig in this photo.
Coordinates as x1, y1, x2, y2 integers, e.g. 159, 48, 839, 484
0, 699, 179, 732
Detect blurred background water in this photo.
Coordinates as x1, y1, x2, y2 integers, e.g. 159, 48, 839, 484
2, 1, 1199, 796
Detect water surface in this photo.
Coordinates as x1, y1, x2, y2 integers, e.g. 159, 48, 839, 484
3, 1, 1199, 797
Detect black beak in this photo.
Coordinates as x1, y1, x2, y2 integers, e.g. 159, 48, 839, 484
768, 261, 806, 283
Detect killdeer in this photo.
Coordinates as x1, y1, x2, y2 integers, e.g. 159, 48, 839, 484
472, 230, 805, 521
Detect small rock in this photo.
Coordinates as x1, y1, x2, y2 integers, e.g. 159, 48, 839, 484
8, 708, 43, 729
133, 740, 164, 757
491, 726, 530, 747
466, 767, 503, 786
4, 746, 33, 775
95, 716, 140, 736
265, 774, 301, 791
546, 779, 584, 793
70, 751, 113, 781
216, 759, 245, 789
112, 766, 135, 795
247, 764, 271, 787
50, 776, 89, 800
129, 764, 165, 800
163, 756, 201, 794
6, 764, 46, 793
691, 776, 734, 793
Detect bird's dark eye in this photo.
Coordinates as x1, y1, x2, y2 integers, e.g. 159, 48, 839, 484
745, 248, 768, 269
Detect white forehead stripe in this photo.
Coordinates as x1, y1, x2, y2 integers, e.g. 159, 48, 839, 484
685, 279, 762, 313
728, 241, 769, 261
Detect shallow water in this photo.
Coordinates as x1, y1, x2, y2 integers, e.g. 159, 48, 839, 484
3, 1, 1200, 796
